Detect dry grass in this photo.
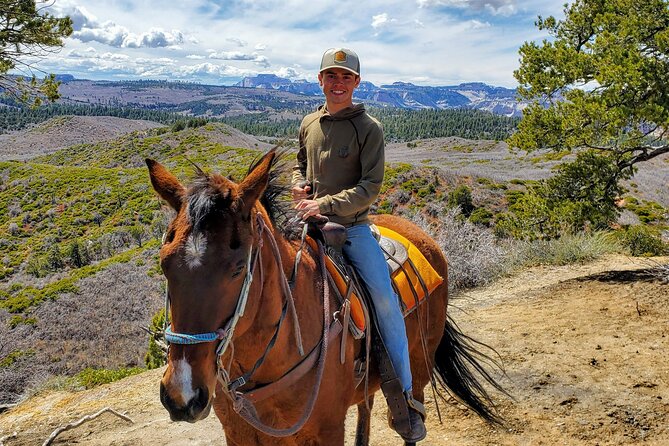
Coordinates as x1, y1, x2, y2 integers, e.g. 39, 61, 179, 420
0, 260, 162, 404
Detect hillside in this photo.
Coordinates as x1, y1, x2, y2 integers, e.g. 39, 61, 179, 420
0, 116, 163, 161
1, 255, 667, 445
0, 115, 666, 413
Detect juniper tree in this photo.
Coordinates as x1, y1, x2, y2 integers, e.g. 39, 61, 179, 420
0, 0, 73, 105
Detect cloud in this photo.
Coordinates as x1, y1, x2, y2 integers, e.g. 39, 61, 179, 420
226, 37, 247, 47
417, 0, 518, 16
123, 29, 184, 48
274, 67, 303, 79
372, 13, 392, 29
208, 51, 270, 67
46, 1, 98, 31
174, 63, 251, 78
73, 24, 184, 48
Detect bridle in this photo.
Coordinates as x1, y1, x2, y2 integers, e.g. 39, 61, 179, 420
164, 240, 258, 360
162, 212, 341, 437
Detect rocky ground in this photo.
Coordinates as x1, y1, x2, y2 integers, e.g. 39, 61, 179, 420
1, 254, 667, 446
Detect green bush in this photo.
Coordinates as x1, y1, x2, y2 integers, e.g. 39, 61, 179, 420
145, 308, 167, 369
447, 185, 474, 217
469, 207, 494, 226
615, 225, 667, 256
74, 367, 144, 389
503, 231, 622, 269
171, 120, 186, 132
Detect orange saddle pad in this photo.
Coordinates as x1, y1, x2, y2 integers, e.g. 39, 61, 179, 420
309, 225, 444, 332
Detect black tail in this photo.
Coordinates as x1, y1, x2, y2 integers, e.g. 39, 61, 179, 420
433, 315, 509, 425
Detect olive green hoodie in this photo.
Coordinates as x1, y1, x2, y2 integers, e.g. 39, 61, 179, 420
292, 103, 385, 227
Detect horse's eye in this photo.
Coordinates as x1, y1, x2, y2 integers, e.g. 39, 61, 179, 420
162, 230, 175, 244
231, 260, 246, 278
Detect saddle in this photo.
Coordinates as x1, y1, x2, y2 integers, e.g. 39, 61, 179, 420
305, 221, 444, 336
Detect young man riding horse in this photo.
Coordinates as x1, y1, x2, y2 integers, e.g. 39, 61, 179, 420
291, 47, 426, 442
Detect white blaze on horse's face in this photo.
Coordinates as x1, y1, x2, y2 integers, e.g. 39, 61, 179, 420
172, 358, 197, 404
184, 232, 207, 269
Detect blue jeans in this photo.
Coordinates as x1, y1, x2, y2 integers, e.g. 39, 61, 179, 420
343, 224, 412, 391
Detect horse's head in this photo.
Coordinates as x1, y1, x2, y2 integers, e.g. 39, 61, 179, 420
147, 150, 276, 422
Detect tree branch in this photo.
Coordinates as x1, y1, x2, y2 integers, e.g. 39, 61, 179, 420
0, 431, 18, 446
42, 407, 134, 446
618, 145, 669, 170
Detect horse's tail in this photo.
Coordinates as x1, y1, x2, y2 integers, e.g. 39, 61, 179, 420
433, 315, 508, 425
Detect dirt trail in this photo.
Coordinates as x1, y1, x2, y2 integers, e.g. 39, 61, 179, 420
1, 255, 668, 445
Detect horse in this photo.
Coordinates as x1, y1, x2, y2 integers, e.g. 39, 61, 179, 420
147, 148, 504, 446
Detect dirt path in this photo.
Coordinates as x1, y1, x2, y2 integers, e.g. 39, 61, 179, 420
1, 255, 668, 445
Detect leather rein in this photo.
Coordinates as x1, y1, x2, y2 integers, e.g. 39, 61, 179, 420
163, 212, 342, 437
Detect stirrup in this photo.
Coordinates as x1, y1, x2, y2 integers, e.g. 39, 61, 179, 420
385, 386, 427, 443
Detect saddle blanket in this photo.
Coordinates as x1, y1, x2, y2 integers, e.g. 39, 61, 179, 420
311, 225, 444, 332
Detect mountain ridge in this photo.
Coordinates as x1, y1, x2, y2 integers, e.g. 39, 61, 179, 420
233, 74, 524, 116
49, 75, 525, 117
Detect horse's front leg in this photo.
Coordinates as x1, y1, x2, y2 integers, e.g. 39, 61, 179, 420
354, 395, 375, 446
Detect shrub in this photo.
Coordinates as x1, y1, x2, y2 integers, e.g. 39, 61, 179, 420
447, 185, 474, 217
469, 207, 493, 226
615, 225, 667, 256
8, 222, 19, 236
510, 232, 621, 267
410, 208, 508, 291
171, 120, 186, 132
74, 367, 144, 389
145, 308, 167, 369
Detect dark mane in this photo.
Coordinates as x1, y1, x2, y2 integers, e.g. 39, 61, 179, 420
247, 148, 300, 239
183, 149, 299, 239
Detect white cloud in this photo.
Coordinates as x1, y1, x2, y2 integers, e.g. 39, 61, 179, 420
274, 67, 303, 79
47, 2, 98, 31
226, 37, 247, 47
208, 51, 270, 68
175, 63, 251, 78
123, 29, 184, 49
417, 0, 518, 16
72, 23, 184, 48
372, 13, 391, 29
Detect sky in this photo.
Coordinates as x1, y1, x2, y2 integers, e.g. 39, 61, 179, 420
29, 0, 566, 88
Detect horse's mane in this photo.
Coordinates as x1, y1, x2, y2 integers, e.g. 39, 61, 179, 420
184, 149, 300, 239
247, 148, 301, 240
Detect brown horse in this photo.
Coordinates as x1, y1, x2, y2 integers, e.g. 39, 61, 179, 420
147, 148, 503, 446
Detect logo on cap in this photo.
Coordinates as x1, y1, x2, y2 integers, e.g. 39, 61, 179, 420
334, 51, 347, 63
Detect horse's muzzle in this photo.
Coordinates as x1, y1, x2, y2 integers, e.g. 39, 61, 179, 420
160, 382, 212, 422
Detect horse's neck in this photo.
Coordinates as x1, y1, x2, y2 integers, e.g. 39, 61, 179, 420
227, 219, 309, 380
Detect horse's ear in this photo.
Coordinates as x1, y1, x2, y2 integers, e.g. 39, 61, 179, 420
146, 159, 186, 212
239, 149, 277, 213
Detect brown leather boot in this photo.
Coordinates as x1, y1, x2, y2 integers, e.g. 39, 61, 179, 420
388, 391, 427, 443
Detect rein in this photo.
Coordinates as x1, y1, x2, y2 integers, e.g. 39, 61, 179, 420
163, 213, 339, 437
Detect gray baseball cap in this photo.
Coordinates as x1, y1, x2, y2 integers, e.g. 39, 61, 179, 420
319, 48, 360, 76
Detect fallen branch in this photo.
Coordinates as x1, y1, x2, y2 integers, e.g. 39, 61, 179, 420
0, 403, 17, 414
42, 407, 134, 446
1, 432, 18, 446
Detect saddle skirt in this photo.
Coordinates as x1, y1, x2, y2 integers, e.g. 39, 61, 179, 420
307, 225, 444, 336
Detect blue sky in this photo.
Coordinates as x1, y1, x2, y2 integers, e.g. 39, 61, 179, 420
32, 0, 565, 88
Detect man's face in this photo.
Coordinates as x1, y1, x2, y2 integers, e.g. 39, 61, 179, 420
318, 67, 360, 111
